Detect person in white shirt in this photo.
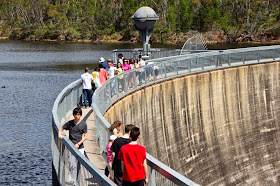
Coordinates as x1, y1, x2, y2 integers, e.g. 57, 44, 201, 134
107, 61, 117, 79
138, 55, 145, 67
138, 55, 145, 85
118, 53, 124, 65
108, 61, 117, 96
81, 67, 94, 108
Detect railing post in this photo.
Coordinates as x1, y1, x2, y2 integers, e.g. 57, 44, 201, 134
150, 169, 156, 186
152, 64, 156, 81
243, 53, 245, 64
124, 74, 128, 95
107, 84, 112, 107
144, 67, 147, 85
257, 52, 260, 63
228, 54, 231, 67
215, 56, 218, 68
201, 58, 204, 71
189, 59, 192, 72
164, 62, 167, 78
133, 71, 137, 89
175, 61, 179, 76
116, 78, 119, 99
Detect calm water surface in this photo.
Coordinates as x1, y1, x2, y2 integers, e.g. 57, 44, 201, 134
0, 40, 178, 185
0, 40, 273, 185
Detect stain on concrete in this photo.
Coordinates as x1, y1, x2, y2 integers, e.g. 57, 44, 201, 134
104, 62, 280, 186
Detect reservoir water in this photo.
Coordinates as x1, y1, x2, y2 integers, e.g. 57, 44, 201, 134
0, 40, 274, 185
0, 40, 177, 185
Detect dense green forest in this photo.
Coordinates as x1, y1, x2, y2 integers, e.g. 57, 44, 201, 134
0, 0, 280, 44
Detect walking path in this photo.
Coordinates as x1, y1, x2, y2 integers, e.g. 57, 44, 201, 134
63, 107, 107, 173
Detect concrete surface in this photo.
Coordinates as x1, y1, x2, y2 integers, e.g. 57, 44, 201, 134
104, 62, 280, 186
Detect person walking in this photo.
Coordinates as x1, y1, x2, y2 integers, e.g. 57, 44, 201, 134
108, 120, 123, 137
118, 127, 148, 186
81, 67, 93, 108
111, 124, 135, 186
58, 107, 88, 184
107, 135, 117, 181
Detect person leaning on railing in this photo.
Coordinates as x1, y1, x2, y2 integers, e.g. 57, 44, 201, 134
58, 107, 88, 185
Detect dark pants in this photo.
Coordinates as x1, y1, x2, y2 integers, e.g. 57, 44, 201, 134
114, 171, 123, 186
82, 89, 93, 107
123, 179, 145, 186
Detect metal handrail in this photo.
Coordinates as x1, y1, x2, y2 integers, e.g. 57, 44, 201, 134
92, 45, 280, 185
52, 80, 115, 186
52, 45, 280, 186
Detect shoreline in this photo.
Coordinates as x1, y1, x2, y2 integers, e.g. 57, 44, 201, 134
1, 36, 280, 45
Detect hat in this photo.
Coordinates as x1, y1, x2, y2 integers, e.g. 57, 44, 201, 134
99, 57, 105, 63
110, 135, 117, 141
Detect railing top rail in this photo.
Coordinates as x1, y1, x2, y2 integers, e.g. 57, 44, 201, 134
146, 45, 280, 63
92, 45, 280, 185
147, 154, 199, 186
52, 79, 115, 186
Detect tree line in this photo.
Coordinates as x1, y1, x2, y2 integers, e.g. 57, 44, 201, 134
0, 0, 279, 43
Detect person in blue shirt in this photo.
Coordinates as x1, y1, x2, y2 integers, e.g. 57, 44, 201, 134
99, 57, 109, 71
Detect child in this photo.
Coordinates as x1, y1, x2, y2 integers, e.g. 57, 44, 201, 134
107, 135, 117, 181
108, 120, 123, 137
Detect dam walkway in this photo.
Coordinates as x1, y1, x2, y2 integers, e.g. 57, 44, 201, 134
52, 45, 280, 186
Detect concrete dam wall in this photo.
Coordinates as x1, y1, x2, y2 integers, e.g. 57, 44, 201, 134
104, 62, 280, 185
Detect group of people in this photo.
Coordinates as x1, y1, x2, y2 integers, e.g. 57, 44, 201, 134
107, 121, 148, 186
92, 54, 148, 91
59, 54, 155, 185
58, 107, 148, 186
92, 54, 159, 92
81, 53, 161, 107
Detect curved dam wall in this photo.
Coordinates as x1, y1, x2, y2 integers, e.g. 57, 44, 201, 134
104, 62, 280, 185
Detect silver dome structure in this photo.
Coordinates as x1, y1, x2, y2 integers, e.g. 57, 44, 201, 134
132, 7, 159, 56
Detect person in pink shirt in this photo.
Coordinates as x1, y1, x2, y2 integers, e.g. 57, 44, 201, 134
107, 135, 117, 181
122, 59, 131, 72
